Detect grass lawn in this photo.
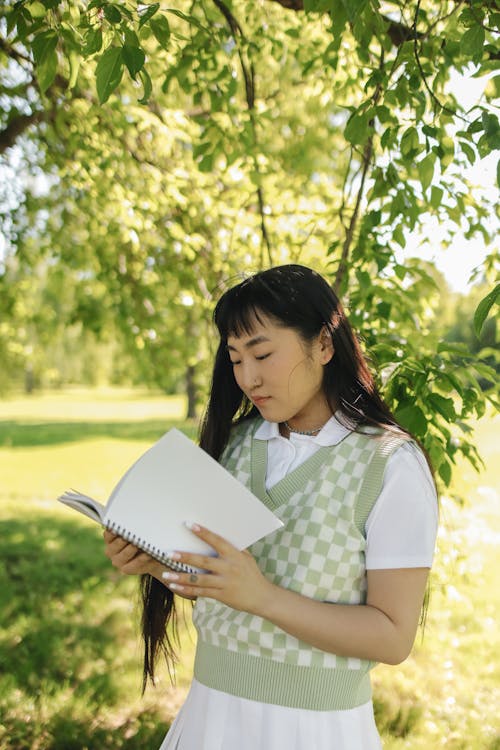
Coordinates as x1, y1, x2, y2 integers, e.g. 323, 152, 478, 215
0, 388, 498, 749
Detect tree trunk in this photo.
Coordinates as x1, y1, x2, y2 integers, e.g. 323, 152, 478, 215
186, 365, 197, 419
24, 363, 34, 394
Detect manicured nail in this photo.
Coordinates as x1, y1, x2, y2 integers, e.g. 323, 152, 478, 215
162, 571, 179, 581
168, 583, 183, 591
185, 521, 201, 532
165, 551, 181, 560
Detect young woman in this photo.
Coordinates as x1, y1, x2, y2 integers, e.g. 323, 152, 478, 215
104, 264, 438, 750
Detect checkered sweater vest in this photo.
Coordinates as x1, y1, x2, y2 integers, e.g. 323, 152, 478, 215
193, 418, 408, 710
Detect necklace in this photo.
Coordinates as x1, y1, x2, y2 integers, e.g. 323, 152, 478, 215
283, 419, 329, 436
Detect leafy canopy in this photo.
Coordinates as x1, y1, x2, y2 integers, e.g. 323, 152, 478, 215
0, 0, 498, 486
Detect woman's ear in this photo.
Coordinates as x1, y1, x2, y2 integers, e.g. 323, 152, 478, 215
319, 325, 334, 364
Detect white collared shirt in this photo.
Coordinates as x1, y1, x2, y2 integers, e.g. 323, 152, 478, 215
254, 416, 438, 570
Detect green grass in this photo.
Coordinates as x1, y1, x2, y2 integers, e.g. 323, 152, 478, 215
374, 413, 500, 749
0, 389, 197, 750
0, 388, 498, 749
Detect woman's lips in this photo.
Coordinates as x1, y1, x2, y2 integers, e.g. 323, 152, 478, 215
252, 396, 270, 406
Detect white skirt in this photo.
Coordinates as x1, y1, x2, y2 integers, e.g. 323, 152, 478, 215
159, 679, 382, 750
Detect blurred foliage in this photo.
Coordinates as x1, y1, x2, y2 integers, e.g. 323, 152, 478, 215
0, 0, 498, 488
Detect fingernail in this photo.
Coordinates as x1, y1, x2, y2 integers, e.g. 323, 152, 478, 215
185, 521, 201, 532
162, 571, 179, 581
165, 551, 181, 560
168, 583, 183, 591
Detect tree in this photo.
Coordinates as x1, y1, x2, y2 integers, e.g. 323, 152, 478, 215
0, 0, 498, 484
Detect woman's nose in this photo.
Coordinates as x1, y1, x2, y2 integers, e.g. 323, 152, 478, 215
240, 363, 262, 391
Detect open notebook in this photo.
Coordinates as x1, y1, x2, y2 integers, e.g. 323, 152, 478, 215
58, 428, 283, 573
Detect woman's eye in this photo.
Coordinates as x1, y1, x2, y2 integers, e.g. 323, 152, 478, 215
230, 360, 241, 366
256, 353, 271, 361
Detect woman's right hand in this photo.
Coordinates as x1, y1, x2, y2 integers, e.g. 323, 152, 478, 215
103, 529, 158, 576
103, 530, 196, 599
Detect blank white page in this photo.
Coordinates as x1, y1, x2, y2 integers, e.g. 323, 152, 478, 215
103, 428, 282, 559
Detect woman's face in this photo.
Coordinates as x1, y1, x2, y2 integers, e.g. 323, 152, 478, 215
226, 314, 334, 430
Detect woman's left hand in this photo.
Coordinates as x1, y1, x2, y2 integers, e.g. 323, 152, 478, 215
161, 524, 274, 615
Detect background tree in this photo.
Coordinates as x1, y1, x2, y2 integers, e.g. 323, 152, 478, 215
0, 0, 498, 485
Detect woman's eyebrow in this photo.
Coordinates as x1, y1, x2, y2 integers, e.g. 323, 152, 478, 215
226, 335, 271, 351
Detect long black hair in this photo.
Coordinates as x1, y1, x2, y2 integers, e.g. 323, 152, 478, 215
199, 264, 407, 459
140, 264, 426, 688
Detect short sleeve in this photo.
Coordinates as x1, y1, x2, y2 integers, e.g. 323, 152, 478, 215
365, 442, 438, 570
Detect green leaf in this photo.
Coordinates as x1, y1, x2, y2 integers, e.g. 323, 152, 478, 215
417, 153, 435, 192
401, 126, 419, 157
68, 50, 80, 89
497, 158, 500, 189
441, 371, 464, 395
304, 0, 334, 11
198, 153, 214, 172
394, 264, 406, 281
482, 111, 499, 137
484, 75, 500, 100
394, 403, 427, 437
438, 458, 452, 486
460, 141, 476, 165
380, 126, 396, 150
123, 28, 140, 47
150, 15, 171, 49
344, 111, 370, 146
104, 4, 122, 24
193, 141, 213, 159
137, 68, 152, 104
6, 7, 20, 36
377, 301, 391, 319
37, 50, 58, 92
32, 30, 57, 64
473, 284, 500, 337
340, 0, 368, 21
96, 47, 124, 104
428, 393, 456, 422
139, 2, 160, 27
460, 25, 485, 61
164, 8, 205, 31
327, 0, 349, 35
32, 31, 58, 92
430, 185, 443, 209
26, 1, 46, 18
422, 124, 438, 139
393, 224, 405, 248
122, 45, 145, 79
374, 104, 391, 124
83, 28, 103, 56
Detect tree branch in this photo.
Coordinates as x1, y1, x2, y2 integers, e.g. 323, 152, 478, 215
333, 136, 373, 295
412, 0, 467, 122
333, 47, 389, 294
0, 35, 33, 66
212, 0, 273, 267
262, 1, 425, 45
0, 111, 44, 154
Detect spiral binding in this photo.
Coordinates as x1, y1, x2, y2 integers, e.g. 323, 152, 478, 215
105, 520, 197, 574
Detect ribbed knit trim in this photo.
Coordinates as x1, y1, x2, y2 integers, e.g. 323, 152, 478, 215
194, 641, 373, 711
251, 437, 334, 510
354, 434, 410, 533
248, 418, 407, 529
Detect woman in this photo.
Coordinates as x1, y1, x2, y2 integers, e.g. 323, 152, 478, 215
104, 264, 438, 749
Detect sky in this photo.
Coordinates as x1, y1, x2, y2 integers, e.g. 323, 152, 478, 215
398, 69, 498, 293
400, 150, 497, 293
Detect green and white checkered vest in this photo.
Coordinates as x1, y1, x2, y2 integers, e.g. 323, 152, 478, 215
193, 417, 407, 710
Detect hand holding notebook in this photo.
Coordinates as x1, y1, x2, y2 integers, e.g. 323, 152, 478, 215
58, 428, 282, 573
